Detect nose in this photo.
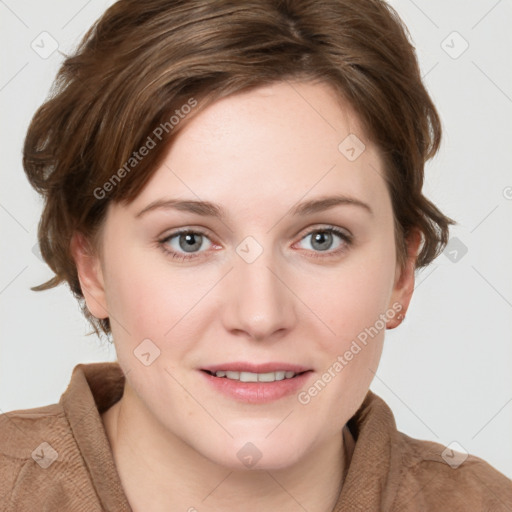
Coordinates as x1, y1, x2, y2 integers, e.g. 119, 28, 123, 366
221, 247, 297, 341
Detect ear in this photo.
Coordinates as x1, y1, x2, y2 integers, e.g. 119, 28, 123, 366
70, 231, 109, 320
386, 228, 422, 330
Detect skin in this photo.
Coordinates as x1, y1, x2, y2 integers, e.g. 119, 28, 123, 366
71, 80, 420, 512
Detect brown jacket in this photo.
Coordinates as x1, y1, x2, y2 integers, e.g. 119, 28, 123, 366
1, 362, 511, 511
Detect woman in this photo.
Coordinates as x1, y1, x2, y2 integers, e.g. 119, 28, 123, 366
1, 0, 511, 510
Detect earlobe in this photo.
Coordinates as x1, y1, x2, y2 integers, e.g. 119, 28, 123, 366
386, 228, 422, 330
70, 232, 109, 320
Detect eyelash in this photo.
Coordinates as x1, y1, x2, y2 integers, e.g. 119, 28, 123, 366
157, 226, 353, 262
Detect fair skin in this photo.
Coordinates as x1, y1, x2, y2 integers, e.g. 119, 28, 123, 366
72, 80, 420, 512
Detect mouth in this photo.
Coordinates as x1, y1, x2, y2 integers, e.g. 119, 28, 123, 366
199, 362, 313, 403
201, 369, 309, 382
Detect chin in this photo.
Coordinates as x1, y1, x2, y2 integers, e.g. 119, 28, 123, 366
198, 433, 310, 472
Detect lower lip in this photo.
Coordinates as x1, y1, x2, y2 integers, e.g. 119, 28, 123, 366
199, 370, 313, 403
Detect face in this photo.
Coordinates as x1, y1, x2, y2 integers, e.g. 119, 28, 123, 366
74, 80, 417, 471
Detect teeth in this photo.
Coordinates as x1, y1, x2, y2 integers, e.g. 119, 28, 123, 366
241, 372, 259, 382
259, 372, 279, 382
213, 370, 298, 382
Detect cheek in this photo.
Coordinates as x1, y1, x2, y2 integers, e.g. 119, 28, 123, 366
103, 243, 220, 356
101, 243, 175, 341
295, 239, 394, 413
307, 241, 396, 346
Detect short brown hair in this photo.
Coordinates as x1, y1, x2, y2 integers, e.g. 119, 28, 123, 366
23, 0, 456, 339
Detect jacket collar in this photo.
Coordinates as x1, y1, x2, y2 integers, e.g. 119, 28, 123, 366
334, 389, 402, 510
60, 362, 131, 511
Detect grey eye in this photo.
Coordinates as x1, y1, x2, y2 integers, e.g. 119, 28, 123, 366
297, 230, 344, 252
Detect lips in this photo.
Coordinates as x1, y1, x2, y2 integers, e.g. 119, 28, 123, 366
199, 362, 313, 403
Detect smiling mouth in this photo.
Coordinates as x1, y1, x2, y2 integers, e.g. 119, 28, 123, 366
202, 369, 309, 382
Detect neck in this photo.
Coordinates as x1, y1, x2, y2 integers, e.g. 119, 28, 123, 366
102, 382, 354, 512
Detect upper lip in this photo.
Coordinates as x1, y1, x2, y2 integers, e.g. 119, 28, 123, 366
201, 362, 311, 373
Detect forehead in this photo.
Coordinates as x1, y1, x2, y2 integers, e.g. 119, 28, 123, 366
128, 80, 390, 218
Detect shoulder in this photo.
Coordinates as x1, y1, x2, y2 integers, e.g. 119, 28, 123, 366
391, 431, 512, 511
0, 401, 66, 467
0, 402, 92, 510
0, 363, 126, 511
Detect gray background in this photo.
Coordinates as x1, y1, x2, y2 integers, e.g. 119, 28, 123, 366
1, 0, 511, 478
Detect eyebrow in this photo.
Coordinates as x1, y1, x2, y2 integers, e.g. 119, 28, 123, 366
135, 194, 373, 219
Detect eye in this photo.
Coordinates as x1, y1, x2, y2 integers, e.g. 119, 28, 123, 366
295, 226, 352, 256
159, 229, 215, 261
158, 225, 352, 262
